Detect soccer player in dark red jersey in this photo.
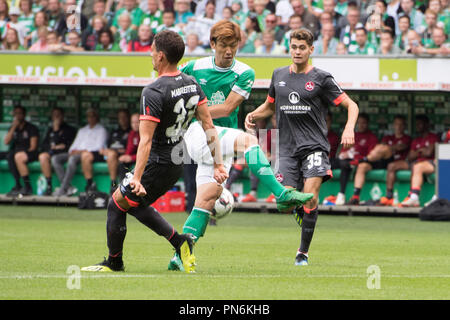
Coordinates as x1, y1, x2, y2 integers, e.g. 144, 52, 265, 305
82, 30, 228, 273
400, 115, 439, 207
350, 115, 412, 206
245, 28, 359, 266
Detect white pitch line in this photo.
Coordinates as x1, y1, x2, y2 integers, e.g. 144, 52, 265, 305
1, 274, 449, 280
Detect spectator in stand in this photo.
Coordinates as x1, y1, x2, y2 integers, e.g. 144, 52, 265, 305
264, 12, 285, 44
6, 7, 28, 46
349, 115, 411, 205
53, 108, 108, 197
395, 14, 411, 52
99, 109, 131, 194
243, 14, 262, 51
339, 4, 364, 53
82, 14, 107, 50
126, 23, 152, 52
61, 30, 84, 51
139, 0, 163, 33
336, 41, 347, 54
0, 0, 9, 39
365, 1, 395, 49
321, 0, 343, 37
429, 0, 449, 35
115, 112, 140, 193
238, 27, 255, 53
28, 25, 49, 51
155, 9, 185, 39
18, 0, 34, 38
46, 0, 64, 30
95, 27, 121, 51
55, 0, 88, 44
290, 0, 319, 35
419, 8, 438, 47
33, 0, 49, 13
4, 106, 39, 197
110, 0, 144, 33
348, 26, 377, 55
334, 113, 378, 205
281, 14, 303, 53
1, 27, 26, 49
174, 0, 193, 31
395, 0, 424, 34
231, 0, 247, 28
374, 0, 396, 33
312, 22, 339, 55
255, 29, 284, 54
184, 0, 217, 48
377, 28, 402, 54
335, 0, 348, 16
89, 0, 114, 28
46, 29, 66, 52
25, 10, 50, 46
416, 26, 450, 55
222, 6, 234, 21
253, 0, 270, 31
114, 11, 137, 51
38, 107, 77, 196
185, 32, 206, 54
400, 115, 440, 207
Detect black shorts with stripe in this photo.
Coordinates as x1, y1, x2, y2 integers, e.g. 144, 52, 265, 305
119, 159, 183, 208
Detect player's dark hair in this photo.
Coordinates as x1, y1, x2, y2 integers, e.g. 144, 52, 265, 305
359, 113, 370, 122
210, 19, 241, 44
153, 30, 185, 64
290, 28, 314, 46
415, 114, 429, 124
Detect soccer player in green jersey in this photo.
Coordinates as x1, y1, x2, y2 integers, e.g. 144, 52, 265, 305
168, 20, 314, 271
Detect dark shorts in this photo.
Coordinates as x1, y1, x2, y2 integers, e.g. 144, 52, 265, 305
119, 160, 183, 208
91, 151, 105, 162
367, 157, 393, 170
11, 149, 38, 162
277, 150, 332, 189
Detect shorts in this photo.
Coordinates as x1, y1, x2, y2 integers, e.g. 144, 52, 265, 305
277, 150, 332, 189
367, 157, 393, 169
119, 160, 183, 208
184, 121, 242, 186
91, 151, 105, 162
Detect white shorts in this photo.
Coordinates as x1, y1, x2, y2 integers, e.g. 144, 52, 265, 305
184, 121, 243, 186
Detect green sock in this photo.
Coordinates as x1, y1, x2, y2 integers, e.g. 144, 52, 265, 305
182, 207, 211, 242
244, 145, 286, 198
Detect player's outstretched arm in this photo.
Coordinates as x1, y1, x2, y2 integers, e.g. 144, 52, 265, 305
195, 101, 228, 184
207, 91, 246, 119
245, 99, 276, 134
130, 120, 158, 196
339, 96, 359, 149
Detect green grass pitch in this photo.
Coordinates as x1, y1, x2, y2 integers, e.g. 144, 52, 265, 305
1, 205, 449, 300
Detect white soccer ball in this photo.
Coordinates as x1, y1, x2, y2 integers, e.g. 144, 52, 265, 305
213, 188, 235, 219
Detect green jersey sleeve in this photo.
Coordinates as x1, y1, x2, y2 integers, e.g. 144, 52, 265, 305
232, 68, 255, 100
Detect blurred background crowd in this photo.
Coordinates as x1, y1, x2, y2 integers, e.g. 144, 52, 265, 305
0, 0, 448, 55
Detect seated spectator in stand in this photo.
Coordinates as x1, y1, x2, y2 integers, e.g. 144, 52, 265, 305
253, 0, 270, 31
377, 29, 402, 54
53, 108, 108, 196
25, 10, 50, 47
395, 0, 424, 34
2, 27, 26, 50
349, 115, 411, 205
46, 30, 65, 52
291, 0, 319, 35
238, 27, 255, 53
348, 26, 377, 55
244, 14, 263, 51
115, 112, 140, 191
313, 22, 339, 55
429, 0, 449, 35
255, 29, 285, 54
110, 0, 144, 33
89, 0, 114, 28
373, 0, 396, 35
139, 0, 163, 33
419, 8, 438, 47
404, 28, 424, 54
4, 106, 39, 197
114, 11, 137, 51
417, 26, 450, 55
184, 0, 217, 48
155, 9, 185, 39
82, 15, 107, 51
61, 30, 84, 51
18, 0, 35, 40
400, 115, 439, 207
55, 0, 88, 44
321, 0, 343, 37
46, 0, 64, 29
281, 14, 303, 53
174, 0, 194, 31
99, 109, 131, 194
185, 32, 206, 54
339, 4, 363, 53
336, 41, 347, 54
28, 25, 49, 51
334, 113, 378, 205
231, 0, 247, 28
38, 107, 77, 196
222, 6, 234, 21
126, 23, 152, 52
95, 28, 121, 51
0, 0, 8, 38
5, 7, 28, 46
264, 13, 285, 44
395, 14, 411, 52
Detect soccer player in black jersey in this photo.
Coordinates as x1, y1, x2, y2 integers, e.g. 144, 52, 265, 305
82, 30, 228, 273
245, 28, 359, 266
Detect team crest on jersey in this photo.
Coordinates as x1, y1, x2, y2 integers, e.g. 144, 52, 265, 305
305, 81, 315, 91
288, 92, 300, 104
210, 91, 226, 106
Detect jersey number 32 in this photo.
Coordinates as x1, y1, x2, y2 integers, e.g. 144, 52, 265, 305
166, 95, 199, 143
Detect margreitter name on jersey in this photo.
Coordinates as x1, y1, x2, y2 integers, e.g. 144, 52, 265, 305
171, 85, 197, 98
280, 105, 312, 114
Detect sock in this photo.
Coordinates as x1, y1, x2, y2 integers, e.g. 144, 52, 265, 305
46, 177, 52, 189
182, 207, 211, 243
22, 175, 31, 189
249, 190, 257, 197
299, 207, 318, 254
225, 165, 243, 190
339, 160, 352, 194
106, 198, 128, 259
386, 189, 393, 199
128, 205, 183, 249
244, 145, 285, 198
353, 188, 361, 196
87, 178, 93, 187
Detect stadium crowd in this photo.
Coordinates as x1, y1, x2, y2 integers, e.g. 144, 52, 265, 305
0, 0, 448, 55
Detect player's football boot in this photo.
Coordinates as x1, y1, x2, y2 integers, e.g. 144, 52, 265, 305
379, 196, 394, 206
7, 185, 21, 197
81, 257, 124, 272
168, 233, 196, 273
294, 252, 309, 266
399, 196, 420, 207
241, 193, 257, 202
265, 194, 276, 203
293, 207, 304, 227
335, 192, 346, 205
348, 195, 360, 205
276, 188, 314, 212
